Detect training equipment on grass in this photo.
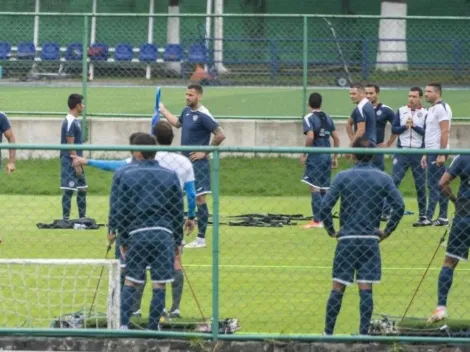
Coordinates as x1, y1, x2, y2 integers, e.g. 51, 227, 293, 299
36, 217, 105, 230
151, 86, 161, 134
0, 259, 120, 329
369, 314, 470, 337
208, 213, 339, 227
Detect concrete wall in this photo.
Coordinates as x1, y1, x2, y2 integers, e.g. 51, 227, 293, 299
6, 117, 468, 159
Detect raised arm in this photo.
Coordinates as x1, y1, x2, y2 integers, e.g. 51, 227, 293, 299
159, 103, 181, 128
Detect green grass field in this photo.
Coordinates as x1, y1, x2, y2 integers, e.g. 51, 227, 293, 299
0, 157, 467, 335
1, 86, 470, 118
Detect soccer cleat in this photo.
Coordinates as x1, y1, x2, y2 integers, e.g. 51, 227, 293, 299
302, 221, 324, 229
432, 218, 449, 227
132, 309, 142, 317
169, 309, 181, 318
119, 325, 129, 330
427, 306, 447, 323
185, 238, 206, 248
412, 216, 432, 227
380, 214, 390, 222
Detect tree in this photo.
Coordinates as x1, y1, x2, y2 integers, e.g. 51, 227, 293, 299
376, 0, 408, 72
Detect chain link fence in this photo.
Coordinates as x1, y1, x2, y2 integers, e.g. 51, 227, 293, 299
1, 144, 470, 338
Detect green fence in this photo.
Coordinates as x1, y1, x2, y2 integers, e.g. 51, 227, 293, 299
0, 12, 470, 125
1, 143, 470, 343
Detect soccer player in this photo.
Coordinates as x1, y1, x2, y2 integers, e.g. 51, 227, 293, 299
300, 92, 340, 229
73, 121, 195, 317
421, 83, 452, 226
109, 133, 184, 330
0, 112, 16, 173
319, 136, 405, 335
392, 87, 428, 226
60, 94, 87, 220
159, 84, 226, 249
364, 84, 396, 170
346, 83, 377, 146
428, 155, 470, 322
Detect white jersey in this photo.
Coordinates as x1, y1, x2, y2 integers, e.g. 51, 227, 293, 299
424, 101, 452, 150
396, 105, 427, 148
125, 151, 195, 190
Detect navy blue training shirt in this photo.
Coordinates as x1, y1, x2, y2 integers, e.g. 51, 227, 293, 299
320, 161, 405, 238
60, 114, 83, 158
448, 155, 470, 216
351, 98, 377, 144
109, 159, 184, 247
303, 111, 336, 161
179, 106, 219, 157
0, 112, 12, 162
374, 103, 395, 144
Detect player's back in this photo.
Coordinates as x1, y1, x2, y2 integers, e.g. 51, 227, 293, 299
179, 105, 219, 157
303, 111, 335, 162
451, 155, 470, 208
352, 99, 377, 144
155, 151, 194, 189
60, 114, 83, 157
335, 163, 394, 237
119, 160, 182, 232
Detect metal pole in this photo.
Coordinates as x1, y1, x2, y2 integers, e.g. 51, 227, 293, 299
146, 0, 154, 80
211, 150, 220, 340
302, 16, 308, 117
33, 0, 40, 48
82, 15, 89, 143
89, 0, 97, 81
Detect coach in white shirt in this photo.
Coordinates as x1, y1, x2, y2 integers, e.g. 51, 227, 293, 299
421, 83, 452, 226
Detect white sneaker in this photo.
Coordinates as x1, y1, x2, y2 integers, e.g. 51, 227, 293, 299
427, 306, 447, 323
185, 238, 206, 248
119, 325, 128, 330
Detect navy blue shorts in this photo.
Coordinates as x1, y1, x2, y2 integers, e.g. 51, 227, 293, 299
372, 154, 385, 171
60, 157, 87, 190
332, 237, 382, 285
193, 158, 211, 195
446, 216, 470, 261
124, 229, 175, 284
301, 158, 332, 189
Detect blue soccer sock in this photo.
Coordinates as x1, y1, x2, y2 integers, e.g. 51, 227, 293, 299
324, 290, 344, 335
77, 191, 87, 218
359, 289, 373, 335
197, 203, 209, 239
148, 288, 166, 330
132, 281, 146, 313
312, 192, 322, 223
61, 190, 74, 220
120, 285, 136, 327
438, 266, 454, 307
171, 269, 184, 312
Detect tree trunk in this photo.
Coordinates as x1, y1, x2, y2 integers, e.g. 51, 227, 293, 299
166, 0, 181, 74
376, 0, 408, 72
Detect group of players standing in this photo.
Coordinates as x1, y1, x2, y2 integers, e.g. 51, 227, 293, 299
301, 82, 470, 334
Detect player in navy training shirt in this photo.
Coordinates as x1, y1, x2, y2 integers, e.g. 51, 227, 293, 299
159, 84, 226, 249
60, 94, 87, 220
428, 155, 470, 323
346, 83, 377, 147
0, 112, 16, 173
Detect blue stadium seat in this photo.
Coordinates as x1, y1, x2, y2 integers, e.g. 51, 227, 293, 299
41, 42, 60, 61
17, 42, 36, 60
188, 44, 207, 64
163, 44, 183, 62
139, 43, 158, 62
0, 42, 11, 59
115, 43, 133, 61
88, 43, 109, 61
65, 43, 83, 61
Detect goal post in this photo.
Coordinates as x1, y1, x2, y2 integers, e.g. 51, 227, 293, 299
0, 259, 120, 329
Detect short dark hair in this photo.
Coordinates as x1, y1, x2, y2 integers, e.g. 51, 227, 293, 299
68, 94, 83, 110
352, 136, 375, 162
129, 132, 146, 144
152, 120, 174, 146
187, 84, 203, 95
350, 83, 365, 91
427, 83, 442, 94
410, 86, 423, 97
131, 133, 157, 160
365, 84, 380, 93
308, 93, 322, 109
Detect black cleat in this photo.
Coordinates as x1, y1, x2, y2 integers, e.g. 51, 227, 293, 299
413, 216, 432, 227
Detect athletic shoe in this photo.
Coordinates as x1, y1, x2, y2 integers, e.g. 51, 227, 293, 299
427, 306, 447, 323
132, 309, 142, 317
169, 309, 181, 318
302, 221, 324, 229
413, 216, 432, 227
432, 218, 449, 227
185, 238, 206, 248
380, 214, 390, 222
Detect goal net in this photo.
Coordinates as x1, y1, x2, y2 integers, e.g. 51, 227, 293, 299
0, 259, 120, 329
